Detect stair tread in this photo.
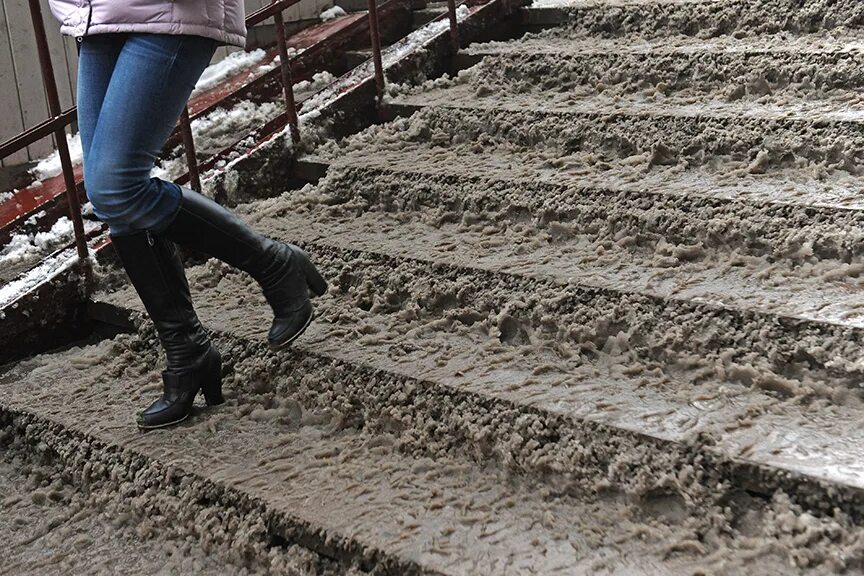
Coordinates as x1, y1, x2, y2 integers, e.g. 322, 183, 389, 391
2, 338, 721, 576
469, 31, 864, 57
89, 207, 864, 500
247, 171, 864, 331
393, 85, 864, 124
315, 107, 864, 212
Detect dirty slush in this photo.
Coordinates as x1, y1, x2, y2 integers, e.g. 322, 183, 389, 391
6, 0, 864, 574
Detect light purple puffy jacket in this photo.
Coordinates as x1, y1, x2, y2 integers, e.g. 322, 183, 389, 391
47, 0, 247, 47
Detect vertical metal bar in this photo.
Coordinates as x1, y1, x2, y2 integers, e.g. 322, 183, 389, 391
179, 107, 201, 191
367, 0, 385, 103
447, 0, 460, 53
273, 7, 299, 145
28, 0, 88, 263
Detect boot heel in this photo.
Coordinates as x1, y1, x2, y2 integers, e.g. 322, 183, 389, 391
203, 380, 224, 406
202, 348, 225, 406
296, 248, 328, 297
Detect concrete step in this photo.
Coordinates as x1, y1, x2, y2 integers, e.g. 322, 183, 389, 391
9, 0, 864, 573
457, 37, 864, 113
81, 198, 864, 524
0, 439, 264, 575
468, 29, 864, 57
521, 0, 864, 37
321, 103, 864, 270
289, 162, 864, 367
1, 334, 760, 575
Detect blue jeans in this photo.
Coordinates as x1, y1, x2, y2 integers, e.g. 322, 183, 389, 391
77, 34, 217, 236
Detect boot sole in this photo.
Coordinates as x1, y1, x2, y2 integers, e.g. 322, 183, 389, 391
268, 309, 315, 351
137, 412, 189, 430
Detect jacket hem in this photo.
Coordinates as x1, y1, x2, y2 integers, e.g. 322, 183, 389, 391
60, 22, 246, 48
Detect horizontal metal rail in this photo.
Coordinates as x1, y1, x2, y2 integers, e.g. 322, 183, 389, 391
246, 0, 304, 27
0, 107, 76, 160
1, 0, 456, 321
1, 0, 314, 258
27, 0, 88, 263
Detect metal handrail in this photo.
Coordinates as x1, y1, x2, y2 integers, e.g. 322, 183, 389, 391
246, 0, 304, 26
447, 0, 460, 52
368, 0, 386, 103
1, 0, 462, 271
0, 107, 76, 159
26, 0, 88, 262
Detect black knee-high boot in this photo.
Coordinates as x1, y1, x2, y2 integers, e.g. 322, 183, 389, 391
111, 231, 223, 429
159, 188, 327, 349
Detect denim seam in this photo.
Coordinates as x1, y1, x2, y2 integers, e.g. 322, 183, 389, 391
156, 36, 186, 123
148, 36, 187, 232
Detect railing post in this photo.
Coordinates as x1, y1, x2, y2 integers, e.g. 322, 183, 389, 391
27, 0, 89, 264
367, 0, 385, 104
272, 5, 299, 145
447, 0, 460, 53
179, 107, 201, 191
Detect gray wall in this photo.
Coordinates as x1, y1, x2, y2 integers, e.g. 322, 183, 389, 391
0, 0, 332, 168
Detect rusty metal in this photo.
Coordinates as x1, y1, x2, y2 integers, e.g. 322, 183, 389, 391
447, 0, 460, 52
0, 107, 76, 159
179, 107, 201, 191
273, 6, 300, 144
367, 0, 386, 103
1, 4, 403, 245
4, 0, 414, 252
27, 0, 88, 263
246, 0, 303, 27
2, 0, 308, 190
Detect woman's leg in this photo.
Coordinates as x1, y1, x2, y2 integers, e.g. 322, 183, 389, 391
85, 32, 325, 365
111, 227, 223, 429
84, 35, 328, 349
81, 34, 220, 429
76, 35, 123, 165
160, 189, 329, 349
84, 33, 216, 235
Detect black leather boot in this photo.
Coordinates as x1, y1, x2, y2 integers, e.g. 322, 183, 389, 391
111, 231, 224, 429
160, 188, 327, 349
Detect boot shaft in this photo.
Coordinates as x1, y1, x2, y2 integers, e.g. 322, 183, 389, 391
111, 230, 210, 369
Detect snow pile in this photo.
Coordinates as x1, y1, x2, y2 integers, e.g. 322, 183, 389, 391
30, 132, 83, 181
0, 216, 98, 267
258, 55, 280, 74
0, 246, 79, 309
152, 99, 285, 181
320, 6, 347, 21
190, 100, 284, 146
301, 9, 474, 118
293, 71, 337, 97
193, 49, 269, 95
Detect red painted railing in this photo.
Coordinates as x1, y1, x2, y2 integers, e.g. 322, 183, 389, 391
0, 0, 461, 272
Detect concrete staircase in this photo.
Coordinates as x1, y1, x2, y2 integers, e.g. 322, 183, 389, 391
5, 0, 864, 573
